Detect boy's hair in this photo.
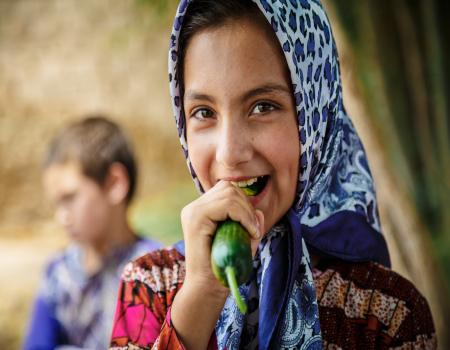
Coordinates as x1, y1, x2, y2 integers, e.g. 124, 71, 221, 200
44, 115, 137, 204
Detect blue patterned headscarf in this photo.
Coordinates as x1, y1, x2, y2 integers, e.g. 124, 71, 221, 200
169, 0, 390, 348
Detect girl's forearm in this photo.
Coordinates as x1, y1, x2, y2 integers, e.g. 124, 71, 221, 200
171, 279, 228, 349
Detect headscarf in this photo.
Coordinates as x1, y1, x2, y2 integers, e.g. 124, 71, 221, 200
169, 0, 390, 348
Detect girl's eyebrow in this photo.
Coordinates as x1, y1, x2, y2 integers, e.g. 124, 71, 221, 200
241, 83, 292, 102
184, 83, 291, 104
184, 91, 215, 103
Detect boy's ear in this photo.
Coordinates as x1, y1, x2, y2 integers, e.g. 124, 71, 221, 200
104, 163, 130, 205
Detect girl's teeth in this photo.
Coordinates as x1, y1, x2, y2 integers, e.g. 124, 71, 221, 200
232, 177, 258, 188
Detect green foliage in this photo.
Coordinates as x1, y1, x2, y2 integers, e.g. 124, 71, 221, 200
330, 2, 450, 345
131, 180, 197, 245
333, 0, 450, 272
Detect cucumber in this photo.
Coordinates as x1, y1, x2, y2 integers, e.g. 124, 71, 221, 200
211, 220, 252, 314
241, 184, 258, 196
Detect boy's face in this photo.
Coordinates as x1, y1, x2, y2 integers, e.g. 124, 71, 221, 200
43, 161, 111, 244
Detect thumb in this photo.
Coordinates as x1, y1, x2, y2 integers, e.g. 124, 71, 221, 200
254, 209, 265, 237
250, 210, 265, 257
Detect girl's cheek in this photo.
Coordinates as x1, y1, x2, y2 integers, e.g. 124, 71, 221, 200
189, 146, 213, 189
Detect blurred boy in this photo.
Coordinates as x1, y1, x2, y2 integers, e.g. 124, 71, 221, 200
23, 116, 161, 350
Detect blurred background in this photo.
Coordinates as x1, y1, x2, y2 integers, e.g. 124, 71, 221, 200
0, 0, 448, 348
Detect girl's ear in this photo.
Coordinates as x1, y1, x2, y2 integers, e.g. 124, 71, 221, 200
104, 162, 130, 206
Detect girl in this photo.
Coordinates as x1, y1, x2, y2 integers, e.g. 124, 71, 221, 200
110, 0, 436, 349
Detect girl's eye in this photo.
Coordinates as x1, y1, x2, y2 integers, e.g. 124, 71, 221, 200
251, 102, 276, 115
192, 108, 214, 120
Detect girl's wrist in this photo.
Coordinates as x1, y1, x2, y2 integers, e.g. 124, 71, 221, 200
171, 279, 228, 349
183, 274, 230, 301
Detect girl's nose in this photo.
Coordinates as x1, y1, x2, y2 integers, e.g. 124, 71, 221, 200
215, 119, 253, 169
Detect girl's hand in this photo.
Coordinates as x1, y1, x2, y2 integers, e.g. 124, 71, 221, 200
180, 180, 264, 295
171, 180, 264, 349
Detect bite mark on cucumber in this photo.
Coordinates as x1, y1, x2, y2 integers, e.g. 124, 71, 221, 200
236, 175, 269, 196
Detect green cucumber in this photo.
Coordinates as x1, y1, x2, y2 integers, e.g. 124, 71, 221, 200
241, 184, 258, 196
211, 220, 252, 314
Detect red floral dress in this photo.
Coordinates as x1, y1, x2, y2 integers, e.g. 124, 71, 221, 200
109, 247, 436, 350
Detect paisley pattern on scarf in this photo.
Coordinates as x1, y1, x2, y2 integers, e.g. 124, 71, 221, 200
167, 0, 390, 349
278, 240, 322, 350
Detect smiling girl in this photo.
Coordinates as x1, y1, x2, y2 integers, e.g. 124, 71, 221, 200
109, 1, 436, 349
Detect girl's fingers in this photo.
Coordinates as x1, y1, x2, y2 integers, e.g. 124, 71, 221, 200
199, 195, 259, 239
222, 198, 261, 239
207, 182, 260, 239
182, 180, 261, 242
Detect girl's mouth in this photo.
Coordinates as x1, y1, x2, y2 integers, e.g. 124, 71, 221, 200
231, 175, 269, 196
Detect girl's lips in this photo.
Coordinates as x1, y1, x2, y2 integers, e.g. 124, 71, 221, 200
220, 175, 264, 182
249, 176, 271, 207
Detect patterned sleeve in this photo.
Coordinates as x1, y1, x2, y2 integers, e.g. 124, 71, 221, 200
109, 248, 218, 350
387, 283, 437, 349
314, 261, 437, 349
23, 257, 70, 350
23, 295, 67, 350
108, 279, 157, 348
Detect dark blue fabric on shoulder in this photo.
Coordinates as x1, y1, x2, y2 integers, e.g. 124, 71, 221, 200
259, 209, 305, 349
22, 297, 68, 350
302, 210, 391, 267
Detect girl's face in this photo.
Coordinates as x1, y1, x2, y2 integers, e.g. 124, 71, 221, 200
183, 19, 300, 234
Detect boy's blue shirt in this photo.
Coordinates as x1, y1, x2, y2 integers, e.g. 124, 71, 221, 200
23, 236, 161, 350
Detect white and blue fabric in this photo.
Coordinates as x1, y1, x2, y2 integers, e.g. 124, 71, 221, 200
169, 0, 390, 349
